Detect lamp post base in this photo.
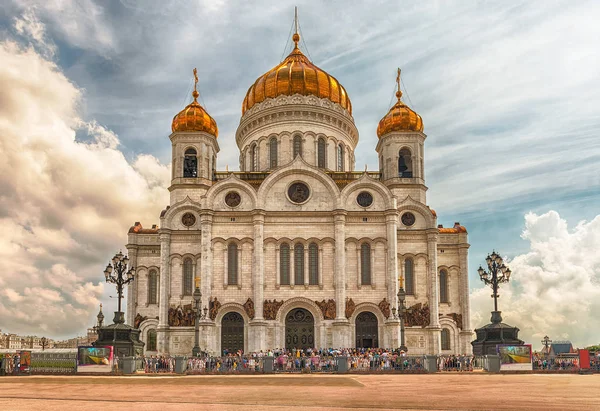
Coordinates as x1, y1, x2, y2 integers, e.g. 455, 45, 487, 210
192, 346, 201, 357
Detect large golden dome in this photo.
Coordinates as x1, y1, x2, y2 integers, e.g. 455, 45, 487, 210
242, 33, 352, 116
172, 69, 218, 137
377, 69, 423, 138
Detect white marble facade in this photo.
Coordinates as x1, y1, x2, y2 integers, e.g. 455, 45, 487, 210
126, 58, 473, 357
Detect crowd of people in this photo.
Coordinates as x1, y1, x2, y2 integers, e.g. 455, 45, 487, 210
141, 355, 175, 373
532, 356, 580, 370
183, 348, 475, 373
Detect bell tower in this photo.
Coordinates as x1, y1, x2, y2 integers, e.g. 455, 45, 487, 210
376, 68, 427, 203
169, 68, 220, 203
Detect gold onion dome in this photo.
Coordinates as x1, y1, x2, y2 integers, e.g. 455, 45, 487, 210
172, 68, 218, 137
242, 27, 352, 116
376, 68, 423, 138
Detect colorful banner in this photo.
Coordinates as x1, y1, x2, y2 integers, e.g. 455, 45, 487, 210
19, 351, 31, 373
77, 346, 113, 373
497, 344, 532, 371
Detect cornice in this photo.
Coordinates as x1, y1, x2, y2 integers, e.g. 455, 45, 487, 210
236, 94, 359, 147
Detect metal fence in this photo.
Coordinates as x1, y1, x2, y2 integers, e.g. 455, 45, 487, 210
31, 353, 77, 374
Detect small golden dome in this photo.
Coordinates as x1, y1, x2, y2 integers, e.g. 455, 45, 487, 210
172, 68, 218, 137
242, 30, 352, 116
376, 68, 423, 138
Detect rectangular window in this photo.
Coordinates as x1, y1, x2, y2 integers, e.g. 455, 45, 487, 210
294, 244, 304, 285
228, 244, 238, 285
309, 243, 318, 285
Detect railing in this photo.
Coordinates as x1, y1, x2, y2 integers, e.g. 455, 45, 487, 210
437, 355, 475, 371
213, 171, 382, 186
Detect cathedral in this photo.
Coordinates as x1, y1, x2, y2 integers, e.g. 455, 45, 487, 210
125, 18, 473, 356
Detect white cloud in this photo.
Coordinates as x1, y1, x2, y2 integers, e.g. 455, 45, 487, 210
13, 6, 56, 58
470, 211, 600, 348
0, 29, 169, 338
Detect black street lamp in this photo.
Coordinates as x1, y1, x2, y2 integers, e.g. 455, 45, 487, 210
392, 276, 408, 353
103, 251, 135, 324
477, 250, 511, 324
40, 337, 48, 351
192, 278, 207, 357
542, 335, 552, 358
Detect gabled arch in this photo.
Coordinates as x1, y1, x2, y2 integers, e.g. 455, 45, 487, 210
162, 196, 202, 228
205, 173, 259, 210
397, 196, 436, 228
340, 173, 396, 210
256, 156, 340, 209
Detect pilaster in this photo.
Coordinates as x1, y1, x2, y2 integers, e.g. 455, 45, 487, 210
126, 245, 138, 326
333, 210, 347, 320
157, 229, 171, 354
252, 210, 265, 320
426, 230, 441, 354
200, 211, 214, 308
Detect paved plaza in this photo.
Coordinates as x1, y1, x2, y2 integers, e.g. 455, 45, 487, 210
1, 373, 599, 410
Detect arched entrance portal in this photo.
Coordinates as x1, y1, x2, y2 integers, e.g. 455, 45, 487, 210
355, 311, 378, 348
285, 308, 314, 349
221, 312, 244, 354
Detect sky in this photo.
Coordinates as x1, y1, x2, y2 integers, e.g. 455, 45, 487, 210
0, 0, 599, 348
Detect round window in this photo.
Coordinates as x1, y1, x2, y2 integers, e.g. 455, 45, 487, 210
225, 191, 241, 208
287, 182, 310, 204
181, 212, 196, 227
357, 191, 373, 207
401, 212, 416, 226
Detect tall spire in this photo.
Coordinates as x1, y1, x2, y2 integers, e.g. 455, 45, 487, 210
192, 67, 199, 102
292, 6, 300, 49
395, 67, 403, 102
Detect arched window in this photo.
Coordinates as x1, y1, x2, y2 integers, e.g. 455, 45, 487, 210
309, 243, 318, 285
294, 243, 304, 285
293, 135, 303, 158
250, 144, 257, 171
269, 137, 278, 168
280, 244, 290, 285
361, 243, 371, 285
183, 148, 197, 177
439, 269, 449, 303
398, 148, 413, 178
337, 144, 345, 171
404, 258, 414, 295
228, 243, 238, 285
318, 138, 326, 168
183, 258, 193, 296
148, 269, 158, 304
441, 328, 451, 350
147, 329, 157, 351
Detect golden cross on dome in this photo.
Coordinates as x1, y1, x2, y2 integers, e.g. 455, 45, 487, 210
398, 275, 404, 289
396, 68, 403, 101
192, 67, 199, 102
292, 6, 300, 48
195, 277, 200, 288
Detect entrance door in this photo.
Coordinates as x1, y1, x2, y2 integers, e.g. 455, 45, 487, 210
355, 311, 378, 348
285, 308, 314, 349
221, 312, 244, 354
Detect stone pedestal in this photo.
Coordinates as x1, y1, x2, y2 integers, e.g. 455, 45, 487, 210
199, 320, 216, 355
471, 311, 524, 356
248, 320, 268, 352
331, 321, 350, 348
93, 311, 145, 358
384, 319, 400, 349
